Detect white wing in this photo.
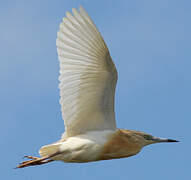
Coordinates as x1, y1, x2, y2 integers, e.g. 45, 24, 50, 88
56, 6, 118, 137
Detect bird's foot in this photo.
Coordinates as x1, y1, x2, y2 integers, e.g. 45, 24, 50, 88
16, 155, 53, 168
16, 151, 61, 169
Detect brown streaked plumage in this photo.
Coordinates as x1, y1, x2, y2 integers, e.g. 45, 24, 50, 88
16, 6, 178, 169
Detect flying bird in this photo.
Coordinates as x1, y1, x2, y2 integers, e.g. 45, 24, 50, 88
17, 6, 178, 168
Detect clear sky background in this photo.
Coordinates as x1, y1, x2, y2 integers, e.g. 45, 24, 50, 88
1, 0, 190, 179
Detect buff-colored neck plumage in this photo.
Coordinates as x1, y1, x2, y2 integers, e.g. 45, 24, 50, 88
98, 129, 147, 160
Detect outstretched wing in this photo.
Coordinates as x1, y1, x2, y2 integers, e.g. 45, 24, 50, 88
56, 6, 118, 137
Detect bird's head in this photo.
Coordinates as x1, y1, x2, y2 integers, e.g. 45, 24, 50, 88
120, 129, 179, 148
137, 132, 179, 146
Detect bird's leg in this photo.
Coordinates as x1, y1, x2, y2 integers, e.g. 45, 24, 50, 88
17, 158, 54, 168
16, 151, 61, 168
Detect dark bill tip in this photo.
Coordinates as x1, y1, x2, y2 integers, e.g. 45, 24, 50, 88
166, 139, 179, 142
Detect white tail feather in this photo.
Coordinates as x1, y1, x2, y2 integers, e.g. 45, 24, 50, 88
39, 143, 61, 157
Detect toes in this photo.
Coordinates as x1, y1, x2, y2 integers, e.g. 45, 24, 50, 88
19, 160, 31, 164
17, 160, 36, 168
23, 156, 39, 160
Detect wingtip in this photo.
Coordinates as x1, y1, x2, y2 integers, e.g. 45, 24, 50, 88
79, 5, 83, 10
72, 7, 77, 12
65, 11, 71, 17
79, 5, 85, 13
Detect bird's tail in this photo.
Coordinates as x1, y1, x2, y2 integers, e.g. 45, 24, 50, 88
39, 143, 61, 158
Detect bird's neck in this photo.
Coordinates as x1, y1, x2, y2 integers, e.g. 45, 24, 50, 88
98, 129, 144, 160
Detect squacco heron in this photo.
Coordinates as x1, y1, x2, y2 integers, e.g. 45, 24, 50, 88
17, 6, 178, 168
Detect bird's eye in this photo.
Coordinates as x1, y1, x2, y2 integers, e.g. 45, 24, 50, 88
143, 135, 152, 140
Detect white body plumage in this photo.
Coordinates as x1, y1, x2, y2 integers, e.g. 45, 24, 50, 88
52, 130, 115, 162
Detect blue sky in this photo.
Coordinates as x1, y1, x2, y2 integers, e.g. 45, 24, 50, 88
1, 0, 190, 179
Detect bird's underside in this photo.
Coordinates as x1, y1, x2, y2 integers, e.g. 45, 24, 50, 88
16, 129, 143, 168
16, 128, 178, 168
